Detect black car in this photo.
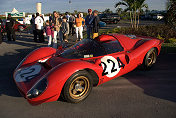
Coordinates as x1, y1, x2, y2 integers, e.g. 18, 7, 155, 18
99, 13, 120, 24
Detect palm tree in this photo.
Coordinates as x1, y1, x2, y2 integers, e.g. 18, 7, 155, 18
167, 0, 176, 28
116, 7, 123, 14
103, 8, 113, 14
115, 0, 148, 29
115, 0, 135, 28
135, 0, 148, 28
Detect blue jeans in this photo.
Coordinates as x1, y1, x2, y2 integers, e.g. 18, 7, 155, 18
87, 27, 92, 39
59, 31, 65, 47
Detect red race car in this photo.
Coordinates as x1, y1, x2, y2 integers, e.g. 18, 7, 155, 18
13, 34, 163, 105
13, 21, 27, 31
3, 19, 27, 31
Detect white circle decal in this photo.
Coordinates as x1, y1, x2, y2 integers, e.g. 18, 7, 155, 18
100, 56, 121, 78
15, 65, 41, 82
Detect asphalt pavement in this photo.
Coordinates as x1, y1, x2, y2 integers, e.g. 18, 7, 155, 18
0, 23, 176, 118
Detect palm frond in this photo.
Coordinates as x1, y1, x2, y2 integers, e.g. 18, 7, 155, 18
115, 2, 128, 8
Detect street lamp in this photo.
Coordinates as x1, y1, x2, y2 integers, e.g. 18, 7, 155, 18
69, 0, 71, 13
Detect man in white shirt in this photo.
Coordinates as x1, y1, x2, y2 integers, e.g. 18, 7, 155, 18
35, 12, 44, 42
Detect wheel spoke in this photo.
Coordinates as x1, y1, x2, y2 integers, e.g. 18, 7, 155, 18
73, 89, 77, 95
79, 81, 85, 86
69, 76, 90, 100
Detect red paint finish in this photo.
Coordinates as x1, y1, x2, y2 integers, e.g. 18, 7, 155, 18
13, 34, 163, 105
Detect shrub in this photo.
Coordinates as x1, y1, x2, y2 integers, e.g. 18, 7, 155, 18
100, 24, 176, 43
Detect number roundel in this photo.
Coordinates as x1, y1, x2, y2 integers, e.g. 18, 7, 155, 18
15, 65, 41, 82
100, 56, 121, 78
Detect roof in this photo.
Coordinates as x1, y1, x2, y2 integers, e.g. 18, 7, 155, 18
12, 8, 18, 13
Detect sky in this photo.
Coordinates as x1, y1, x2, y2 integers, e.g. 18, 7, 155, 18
0, 0, 167, 14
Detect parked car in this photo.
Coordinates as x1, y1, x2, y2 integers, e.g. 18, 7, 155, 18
99, 13, 120, 24
13, 34, 163, 105
153, 14, 164, 20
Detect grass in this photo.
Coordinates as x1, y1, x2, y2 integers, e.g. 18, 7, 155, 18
161, 43, 176, 54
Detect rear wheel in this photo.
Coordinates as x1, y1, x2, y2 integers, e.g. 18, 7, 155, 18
62, 70, 93, 103
141, 48, 157, 70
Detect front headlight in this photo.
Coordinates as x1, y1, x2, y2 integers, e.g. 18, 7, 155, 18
27, 78, 48, 99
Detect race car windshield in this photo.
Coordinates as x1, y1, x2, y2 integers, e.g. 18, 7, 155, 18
59, 39, 106, 59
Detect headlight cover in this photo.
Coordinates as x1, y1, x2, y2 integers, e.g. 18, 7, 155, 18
27, 78, 48, 99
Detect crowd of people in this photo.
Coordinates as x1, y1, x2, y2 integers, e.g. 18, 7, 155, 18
31, 9, 100, 48
0, 9, 100, 48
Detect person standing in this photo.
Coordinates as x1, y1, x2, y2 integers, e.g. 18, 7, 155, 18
0, 19, 2, 44
44, 20, 54, 47
6, 14, 16, 41
91, 10, 100, 39
75, 13, 85, 41
65, 12, 70, 22
49, 14, 53, 23
35, 12, 44, 42
60, 16, 69, 45
30, 14, 37, 42
69, 14, 75, 36
85, 9, 93, 39
53, 11, 62, 49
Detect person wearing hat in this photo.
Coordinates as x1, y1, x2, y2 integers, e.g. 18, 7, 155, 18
60, 16, 69, 47
85, 9, 93, 39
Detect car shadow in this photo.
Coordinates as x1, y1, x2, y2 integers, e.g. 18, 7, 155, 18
0, 39, 47, 97
0, 49, 32, 97
123, 54, 176, 103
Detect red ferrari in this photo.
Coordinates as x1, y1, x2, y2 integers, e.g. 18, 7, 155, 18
2, 20, 27, 31
13, 34, 163, 105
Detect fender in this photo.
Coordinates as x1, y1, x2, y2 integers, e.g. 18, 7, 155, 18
128, 39, 159, 66
22, 47, 56, 66
28, 60, 102, 105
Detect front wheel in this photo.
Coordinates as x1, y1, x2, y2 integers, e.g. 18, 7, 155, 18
141, 48, 157, 70
62, 70, 93, 103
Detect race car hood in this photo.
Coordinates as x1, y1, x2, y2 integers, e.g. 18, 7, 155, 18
48, 56, 72, 68
13, 63, 49, 97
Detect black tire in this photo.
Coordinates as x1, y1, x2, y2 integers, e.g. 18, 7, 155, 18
141, 48, 157, 70
62, 70, 93, 103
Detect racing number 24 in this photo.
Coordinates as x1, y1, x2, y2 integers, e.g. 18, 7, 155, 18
100, 57, 125, 76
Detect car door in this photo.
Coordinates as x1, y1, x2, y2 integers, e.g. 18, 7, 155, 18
95, 40, 130, 83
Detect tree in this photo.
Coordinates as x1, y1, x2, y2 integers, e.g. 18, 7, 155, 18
115, 0, 135, 28
74, 10, 78, 15
115, 0, 148, 29
135, 0, 148, 28
167, 0, 176, 29
103, 8, 113, 14
116, 7, 123, 14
